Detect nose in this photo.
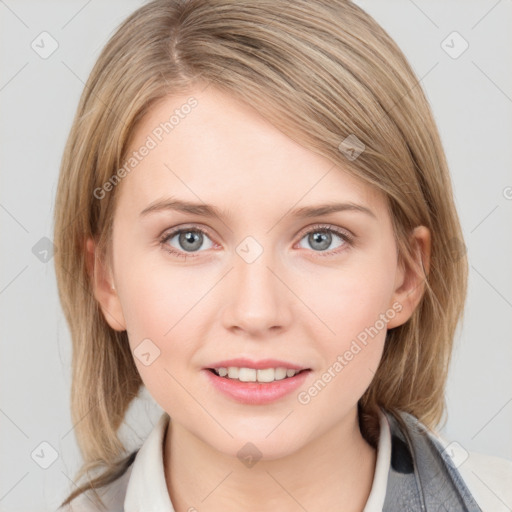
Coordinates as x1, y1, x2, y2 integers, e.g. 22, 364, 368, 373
221, 245, 293, 337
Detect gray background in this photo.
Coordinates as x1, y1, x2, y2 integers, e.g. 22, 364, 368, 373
1, 0, 511, 510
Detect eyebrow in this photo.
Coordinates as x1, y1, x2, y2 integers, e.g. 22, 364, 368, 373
139, 198, 376, 220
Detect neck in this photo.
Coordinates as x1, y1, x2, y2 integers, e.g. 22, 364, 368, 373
164, 406, 378, 512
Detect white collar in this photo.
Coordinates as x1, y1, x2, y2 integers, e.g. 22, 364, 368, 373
123, 409, 391, 512
363, 408, 391, 511
124, 411, 174, 511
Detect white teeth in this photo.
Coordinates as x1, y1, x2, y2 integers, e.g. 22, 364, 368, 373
274, 367, 288, 380
214, 366, 301, 383
238, 368, 257, 382
257, 368, 275, 382
227, 367, 239, 379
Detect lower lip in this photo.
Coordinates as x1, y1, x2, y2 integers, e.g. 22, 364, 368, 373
202, 369, 311, 405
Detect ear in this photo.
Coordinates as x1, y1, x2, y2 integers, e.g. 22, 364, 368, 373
386, 226, 431, 329
85, 237, 127, 331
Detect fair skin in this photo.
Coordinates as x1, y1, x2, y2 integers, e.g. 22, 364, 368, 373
88, 85, 430, 511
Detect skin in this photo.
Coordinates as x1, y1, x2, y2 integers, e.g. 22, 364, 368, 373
88, 85, 430, 512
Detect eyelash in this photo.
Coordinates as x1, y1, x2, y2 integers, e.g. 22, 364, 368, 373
159, 223, 354, 260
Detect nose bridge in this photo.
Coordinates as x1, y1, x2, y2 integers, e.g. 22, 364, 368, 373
222, 235, 291, 333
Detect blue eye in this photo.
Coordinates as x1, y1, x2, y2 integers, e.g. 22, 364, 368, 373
159, 224, 353, 259
297, 226, 352, 255
160, 227, 214, 259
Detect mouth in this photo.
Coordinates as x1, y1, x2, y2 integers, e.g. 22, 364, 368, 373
206, 366, 311, 383
202, 364, 312, 405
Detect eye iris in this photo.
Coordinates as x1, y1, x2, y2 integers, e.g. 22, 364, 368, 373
179, 230, 203, 252
309, 231, 331, 251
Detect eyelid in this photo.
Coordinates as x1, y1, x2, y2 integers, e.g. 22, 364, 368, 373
159, 224, 216, 249
295, 223, 354, 242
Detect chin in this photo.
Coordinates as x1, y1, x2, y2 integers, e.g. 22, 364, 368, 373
210, 423, 308, 461
216, 437, 303, 464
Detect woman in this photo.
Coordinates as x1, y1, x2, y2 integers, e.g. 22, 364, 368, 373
54, 0, 512, 510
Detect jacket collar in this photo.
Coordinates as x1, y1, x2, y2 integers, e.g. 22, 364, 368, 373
381, 409, 483, 511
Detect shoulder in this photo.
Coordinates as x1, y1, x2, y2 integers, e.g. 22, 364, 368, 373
425, 419, 512, 512
57, 412, 169, 512
457, 449, 512, 512
385, 408, 512, 511
425, 421, 512, 512
57, 464, 132, 512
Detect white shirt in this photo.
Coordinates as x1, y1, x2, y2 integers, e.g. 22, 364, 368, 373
61, 409, 512, 511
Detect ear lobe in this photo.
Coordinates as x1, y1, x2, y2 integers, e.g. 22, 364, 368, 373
386, 226, 431, 329
85, 237, 127, 331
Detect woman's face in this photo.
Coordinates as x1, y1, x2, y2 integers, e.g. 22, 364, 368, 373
92, 85, 425, 459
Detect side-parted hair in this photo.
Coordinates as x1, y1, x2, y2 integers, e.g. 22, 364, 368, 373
54, 0, 468, 507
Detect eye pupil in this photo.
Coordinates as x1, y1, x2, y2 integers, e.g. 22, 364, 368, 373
179, 230, 203, 251
309, 231, 331, 251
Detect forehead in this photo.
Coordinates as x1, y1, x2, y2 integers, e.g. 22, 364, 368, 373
115, 86, 386, 219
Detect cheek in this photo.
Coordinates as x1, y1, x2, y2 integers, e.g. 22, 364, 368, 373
118, 272, 202, 414
295, 294, 390, 415
298, 255, 397, 344
293, 257, 396, 397
118, 249, 212, 340
115, 253, 216, 395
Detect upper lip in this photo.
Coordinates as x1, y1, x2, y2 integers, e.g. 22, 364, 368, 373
205, 358, 310, 370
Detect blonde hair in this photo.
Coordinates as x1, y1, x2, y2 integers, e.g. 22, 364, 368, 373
55, 0, 468, 507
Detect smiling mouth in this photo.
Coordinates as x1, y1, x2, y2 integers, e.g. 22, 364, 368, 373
207, 367, 311, 383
